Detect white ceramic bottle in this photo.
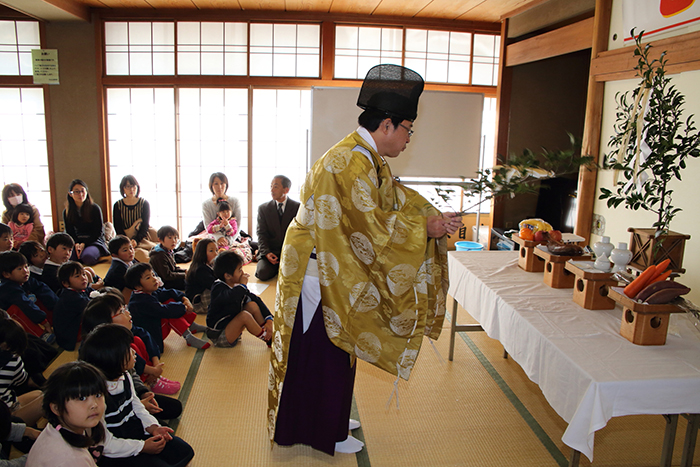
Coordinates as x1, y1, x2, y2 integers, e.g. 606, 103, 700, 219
610, 242, 633, 273
592, 236, 613, 272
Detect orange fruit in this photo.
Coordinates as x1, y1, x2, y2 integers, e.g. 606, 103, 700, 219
519, 228, 534, 241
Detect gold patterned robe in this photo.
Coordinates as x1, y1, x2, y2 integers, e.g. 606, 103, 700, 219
267, 131, 449, 441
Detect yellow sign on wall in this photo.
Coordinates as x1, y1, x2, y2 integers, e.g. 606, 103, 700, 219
32, 49, 59, 85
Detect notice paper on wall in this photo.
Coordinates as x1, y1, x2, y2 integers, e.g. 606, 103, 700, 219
32, 49, 60, 85
623, 0, 700, 41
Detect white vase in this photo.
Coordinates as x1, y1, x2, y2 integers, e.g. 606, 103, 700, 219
592, 236, 613, 271
610, 242, 633, 273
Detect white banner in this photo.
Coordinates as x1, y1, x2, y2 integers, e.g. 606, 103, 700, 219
623, 0, 700, 42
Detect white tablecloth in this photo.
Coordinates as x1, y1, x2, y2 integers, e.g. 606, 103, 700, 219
448, 251, 700, 461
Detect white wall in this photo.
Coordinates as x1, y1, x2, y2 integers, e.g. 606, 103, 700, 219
594, 1, 700, 302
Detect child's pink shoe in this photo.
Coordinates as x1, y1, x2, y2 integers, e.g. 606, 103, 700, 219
151, 377, 181, 395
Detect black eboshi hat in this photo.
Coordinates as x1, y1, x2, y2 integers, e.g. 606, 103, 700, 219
356, 64, 424, 122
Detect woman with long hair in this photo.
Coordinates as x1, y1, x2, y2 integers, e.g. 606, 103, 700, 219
63, 179, 108, 266
112, 175, 157, 263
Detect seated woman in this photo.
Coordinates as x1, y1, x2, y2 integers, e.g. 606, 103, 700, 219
201, 172, 257, 257
1, 184, 46, 245
113, 175, 157, 263
63, 179, 109, 266
202, 172, 242, 229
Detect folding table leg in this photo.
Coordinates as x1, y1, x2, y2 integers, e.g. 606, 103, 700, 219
681, 414, 700, 467
569, 449, 580, 467
660, 414, 678, 467
449, 299, 458, 361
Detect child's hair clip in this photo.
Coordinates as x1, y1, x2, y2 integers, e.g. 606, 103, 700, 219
90, 290, 101, 299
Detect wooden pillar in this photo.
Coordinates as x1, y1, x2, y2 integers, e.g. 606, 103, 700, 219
574, 0, 613, 243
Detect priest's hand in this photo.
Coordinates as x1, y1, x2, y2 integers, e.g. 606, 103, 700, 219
427, 212, 463, 238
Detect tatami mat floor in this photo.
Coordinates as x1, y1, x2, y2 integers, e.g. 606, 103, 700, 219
40, 260, 700, 466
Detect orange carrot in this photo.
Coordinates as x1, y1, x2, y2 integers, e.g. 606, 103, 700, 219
647, 269, 672, 285
643, 258, 672, 286
624, 265, 657, 298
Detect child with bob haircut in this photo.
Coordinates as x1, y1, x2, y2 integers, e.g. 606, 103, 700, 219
104, 235, 136, 302
125, 263, 209, 351
207, 250, 273, 348
18, 240, 47, 282
184, 238, 217, 314
0, 224, 13, 252
53, 261, 95, 351
148, 226, 185, 290
26, 361, 107, 467
79, 324, 195, 467
82, 289, 182, 399
8, 204, 34, 250
206, 201, 238, 248
0, 251, 54, 342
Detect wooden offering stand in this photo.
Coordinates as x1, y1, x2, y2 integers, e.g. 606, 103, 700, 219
564, 261, 618, 310
512, 235, 546, 272
608, 287, 683, 345
533, 246, 591, 289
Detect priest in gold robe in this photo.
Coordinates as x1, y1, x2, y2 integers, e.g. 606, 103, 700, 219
269, 64, 463, 455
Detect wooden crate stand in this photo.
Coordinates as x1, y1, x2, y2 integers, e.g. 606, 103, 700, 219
565, 261, 618, 310
533, 247, 591, 289
628, 228, 690, 274
512, 235, 546, 272
608, 287, 682, 345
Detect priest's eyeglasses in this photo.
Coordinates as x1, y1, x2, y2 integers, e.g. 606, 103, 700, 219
399, 123, 414, 137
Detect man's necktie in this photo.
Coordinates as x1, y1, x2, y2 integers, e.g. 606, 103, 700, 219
277, 202, 283, 216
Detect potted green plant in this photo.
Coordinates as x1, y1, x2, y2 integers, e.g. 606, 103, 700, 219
599, 30, 700, 272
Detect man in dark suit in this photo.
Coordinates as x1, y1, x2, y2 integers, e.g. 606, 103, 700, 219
255, 175, 300, 281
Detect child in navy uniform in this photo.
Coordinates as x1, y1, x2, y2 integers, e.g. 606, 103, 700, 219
148, 226, 186, 290
104, 235, 136, 302
41, 232, 75, 294
207, 251, 273, 348
18, 241, 48, 282
0, 224, 13, 252
125, 263, 209, 351
0, 251, 54, 342
53, 261, 94, 351
184, 238, 217, 314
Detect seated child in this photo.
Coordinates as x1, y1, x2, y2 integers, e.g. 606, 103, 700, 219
79, 324, 195, 466
8, 204, 33, 250
0, 317, 44, 428
207, 250, 273, 348
0, 394, 39, 463
41, 232, 74, 294
18, 241, 47, 282
125, 262, 209, 351
82, 289, 183, 401
0, 224, 13, 252
148, 226, 186, 290
53, 261, 94, 351
0, 251, 54, 342
104, 235, 136, 302
184, 238, 217, 314
206, 202, 238, 248
25, 361, 107, 467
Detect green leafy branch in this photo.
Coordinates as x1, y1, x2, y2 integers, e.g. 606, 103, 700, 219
433, 133, 595, 213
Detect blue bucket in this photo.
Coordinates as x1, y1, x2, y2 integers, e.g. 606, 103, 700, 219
455, 241, 484, 251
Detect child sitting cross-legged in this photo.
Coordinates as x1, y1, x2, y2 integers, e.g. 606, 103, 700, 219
18, 240, 48, 282
148, 226, 186, 291
79, 324, 195, 466
125, 262, 210, 351
82, 288, 183, 402
0, 251, 55, 343
104, 235, 136, 303
53, 261, 95, 351
207, 250, 273, 348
